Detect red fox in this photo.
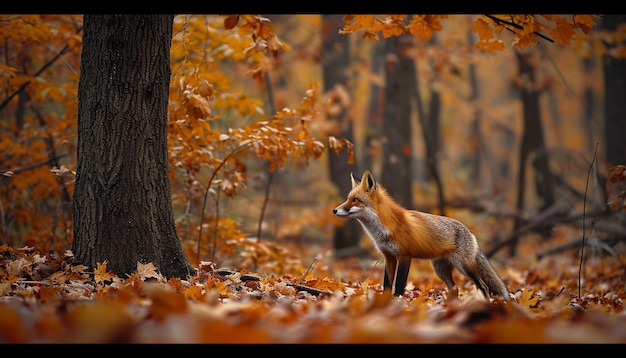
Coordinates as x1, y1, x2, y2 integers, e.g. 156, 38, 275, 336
333, 170, 510, 300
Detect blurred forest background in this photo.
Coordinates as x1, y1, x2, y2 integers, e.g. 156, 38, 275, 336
1, 14, 624, 280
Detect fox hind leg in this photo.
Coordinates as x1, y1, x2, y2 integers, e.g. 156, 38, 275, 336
431, 257, 457, 292
454, 258, 490, 298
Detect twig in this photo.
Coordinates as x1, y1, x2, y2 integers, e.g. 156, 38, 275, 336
0, 24, 84, 112
484, 14, 555, 43
197, 147, 245, 263
537, 235, 624, 260
213, 268, 332, 297
579, 143, 598, 298
256, 70, 277, 247
1, 154, 68, 176
485, 197, 571, 258
556, 286, 565, 297
299, 257, 317, 285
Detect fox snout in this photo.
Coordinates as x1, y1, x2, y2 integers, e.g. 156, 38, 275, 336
332, 207, 346, 216
333, 205, 357, 217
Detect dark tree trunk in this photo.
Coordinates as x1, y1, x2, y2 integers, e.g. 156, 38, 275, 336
414, 35, 445, 215
381, 36, 414, 209
467, 27, 482, 187
72, 15, 194, 279
364, 40, 385, 173
321, 15, 359, 253
423, 56, 445, 215
582, 56, 597, 157
601, 15, 626, 166
510, 50, 556, 256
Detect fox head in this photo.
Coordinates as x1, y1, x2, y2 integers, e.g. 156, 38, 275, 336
332, 170, 378, 219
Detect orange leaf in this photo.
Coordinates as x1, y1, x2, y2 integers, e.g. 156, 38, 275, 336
94, 261, 116, 284
143, 282, 188, 321
472, 18, 494, 41
38, 285, 60, 302
223, 15, 239, 30
550, 21, 575, 45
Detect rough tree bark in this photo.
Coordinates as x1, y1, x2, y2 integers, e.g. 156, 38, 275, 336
72, 14, 194, 278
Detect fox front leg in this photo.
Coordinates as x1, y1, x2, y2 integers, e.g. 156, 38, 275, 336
383, 253, 396, 292
393, 256, 411, 296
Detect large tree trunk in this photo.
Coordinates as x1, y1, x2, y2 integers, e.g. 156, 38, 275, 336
72, 15, 194, 279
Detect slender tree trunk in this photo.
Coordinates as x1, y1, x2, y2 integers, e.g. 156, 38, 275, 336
321, 15, 359, 253
381, 35, 414, 209
72, 15, 193, 278
415, 35, 445, 215
601, 15, 626, 166
467, 27, 482, 187
364, 40, 385, 174
423, 55, 445, 215
511, 50, 555, 256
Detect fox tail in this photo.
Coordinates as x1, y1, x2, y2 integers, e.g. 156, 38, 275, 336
476, 251, 510, 300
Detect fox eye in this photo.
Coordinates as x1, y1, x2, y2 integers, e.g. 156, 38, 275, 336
352, 197, 361, 203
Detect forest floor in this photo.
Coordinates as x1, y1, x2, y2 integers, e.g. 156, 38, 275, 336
1, 235, 625, 344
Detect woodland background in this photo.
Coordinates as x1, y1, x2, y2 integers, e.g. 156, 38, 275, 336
0, 14, 625, 343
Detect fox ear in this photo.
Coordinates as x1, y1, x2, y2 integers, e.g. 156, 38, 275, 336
350, 172, 360, 188
361, 171, 376, 192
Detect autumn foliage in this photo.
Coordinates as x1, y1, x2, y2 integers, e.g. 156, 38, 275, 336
2, 14, 626, 343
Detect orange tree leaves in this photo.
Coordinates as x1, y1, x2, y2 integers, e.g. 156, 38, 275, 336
341, 15, 447, 40
0, 15, 81, 251
341, 14, 598, 53
168, 15, 354, 267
